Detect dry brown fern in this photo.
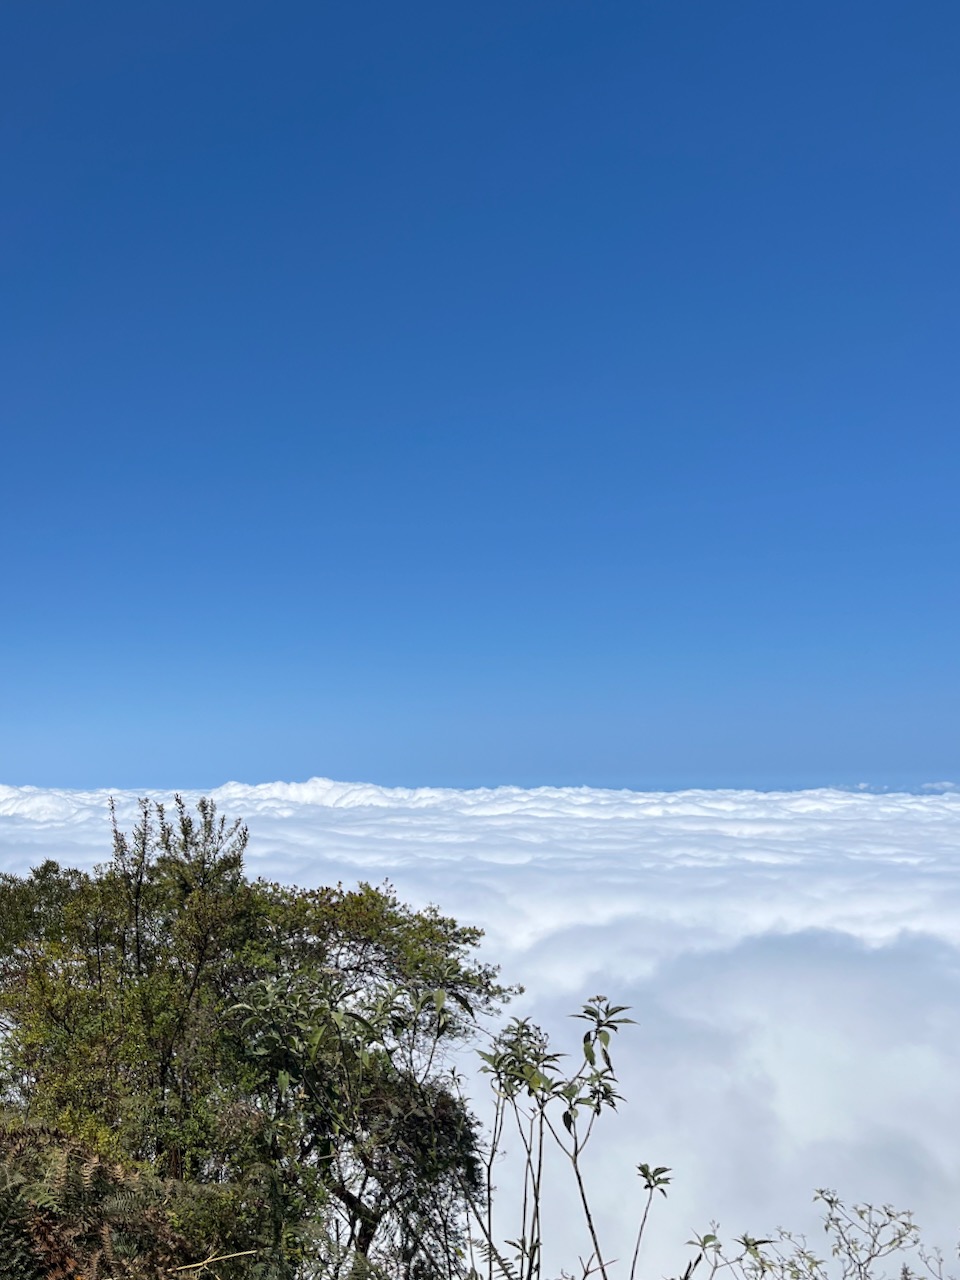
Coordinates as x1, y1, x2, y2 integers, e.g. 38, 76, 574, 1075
0, 1119, 199, 1280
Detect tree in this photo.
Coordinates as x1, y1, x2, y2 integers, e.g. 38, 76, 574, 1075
0, 796, 509, 1278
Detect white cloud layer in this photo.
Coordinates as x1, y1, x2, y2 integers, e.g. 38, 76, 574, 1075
2, 778, 960, 1276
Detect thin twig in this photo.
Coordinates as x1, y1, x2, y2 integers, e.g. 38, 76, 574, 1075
172, 1250, 258, 1273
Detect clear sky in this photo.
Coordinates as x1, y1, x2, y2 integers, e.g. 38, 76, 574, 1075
2, 1, 958, 791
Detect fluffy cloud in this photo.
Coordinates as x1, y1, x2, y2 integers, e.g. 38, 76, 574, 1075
2, 778, 959, 1275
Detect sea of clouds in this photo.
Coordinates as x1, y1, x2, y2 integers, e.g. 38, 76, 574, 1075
2, 778, 959, 1277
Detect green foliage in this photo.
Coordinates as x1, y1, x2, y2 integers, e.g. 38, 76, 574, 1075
0, 796, 508, 1278
466, 997, 641, 1280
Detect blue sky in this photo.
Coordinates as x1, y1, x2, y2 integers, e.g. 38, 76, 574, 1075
2, 0, 958, 791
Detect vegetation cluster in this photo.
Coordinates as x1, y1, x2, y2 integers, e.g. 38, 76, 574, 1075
0, 798, 950, 1280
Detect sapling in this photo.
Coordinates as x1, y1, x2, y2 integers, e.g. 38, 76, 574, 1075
460, 995, 672, 1280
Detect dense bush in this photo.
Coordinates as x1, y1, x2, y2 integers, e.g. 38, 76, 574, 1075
0, 797, 506, 1277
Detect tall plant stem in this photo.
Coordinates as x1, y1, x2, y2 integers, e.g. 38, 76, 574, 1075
629, 1188, 655, 1280
570, 1141, 609, 1280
